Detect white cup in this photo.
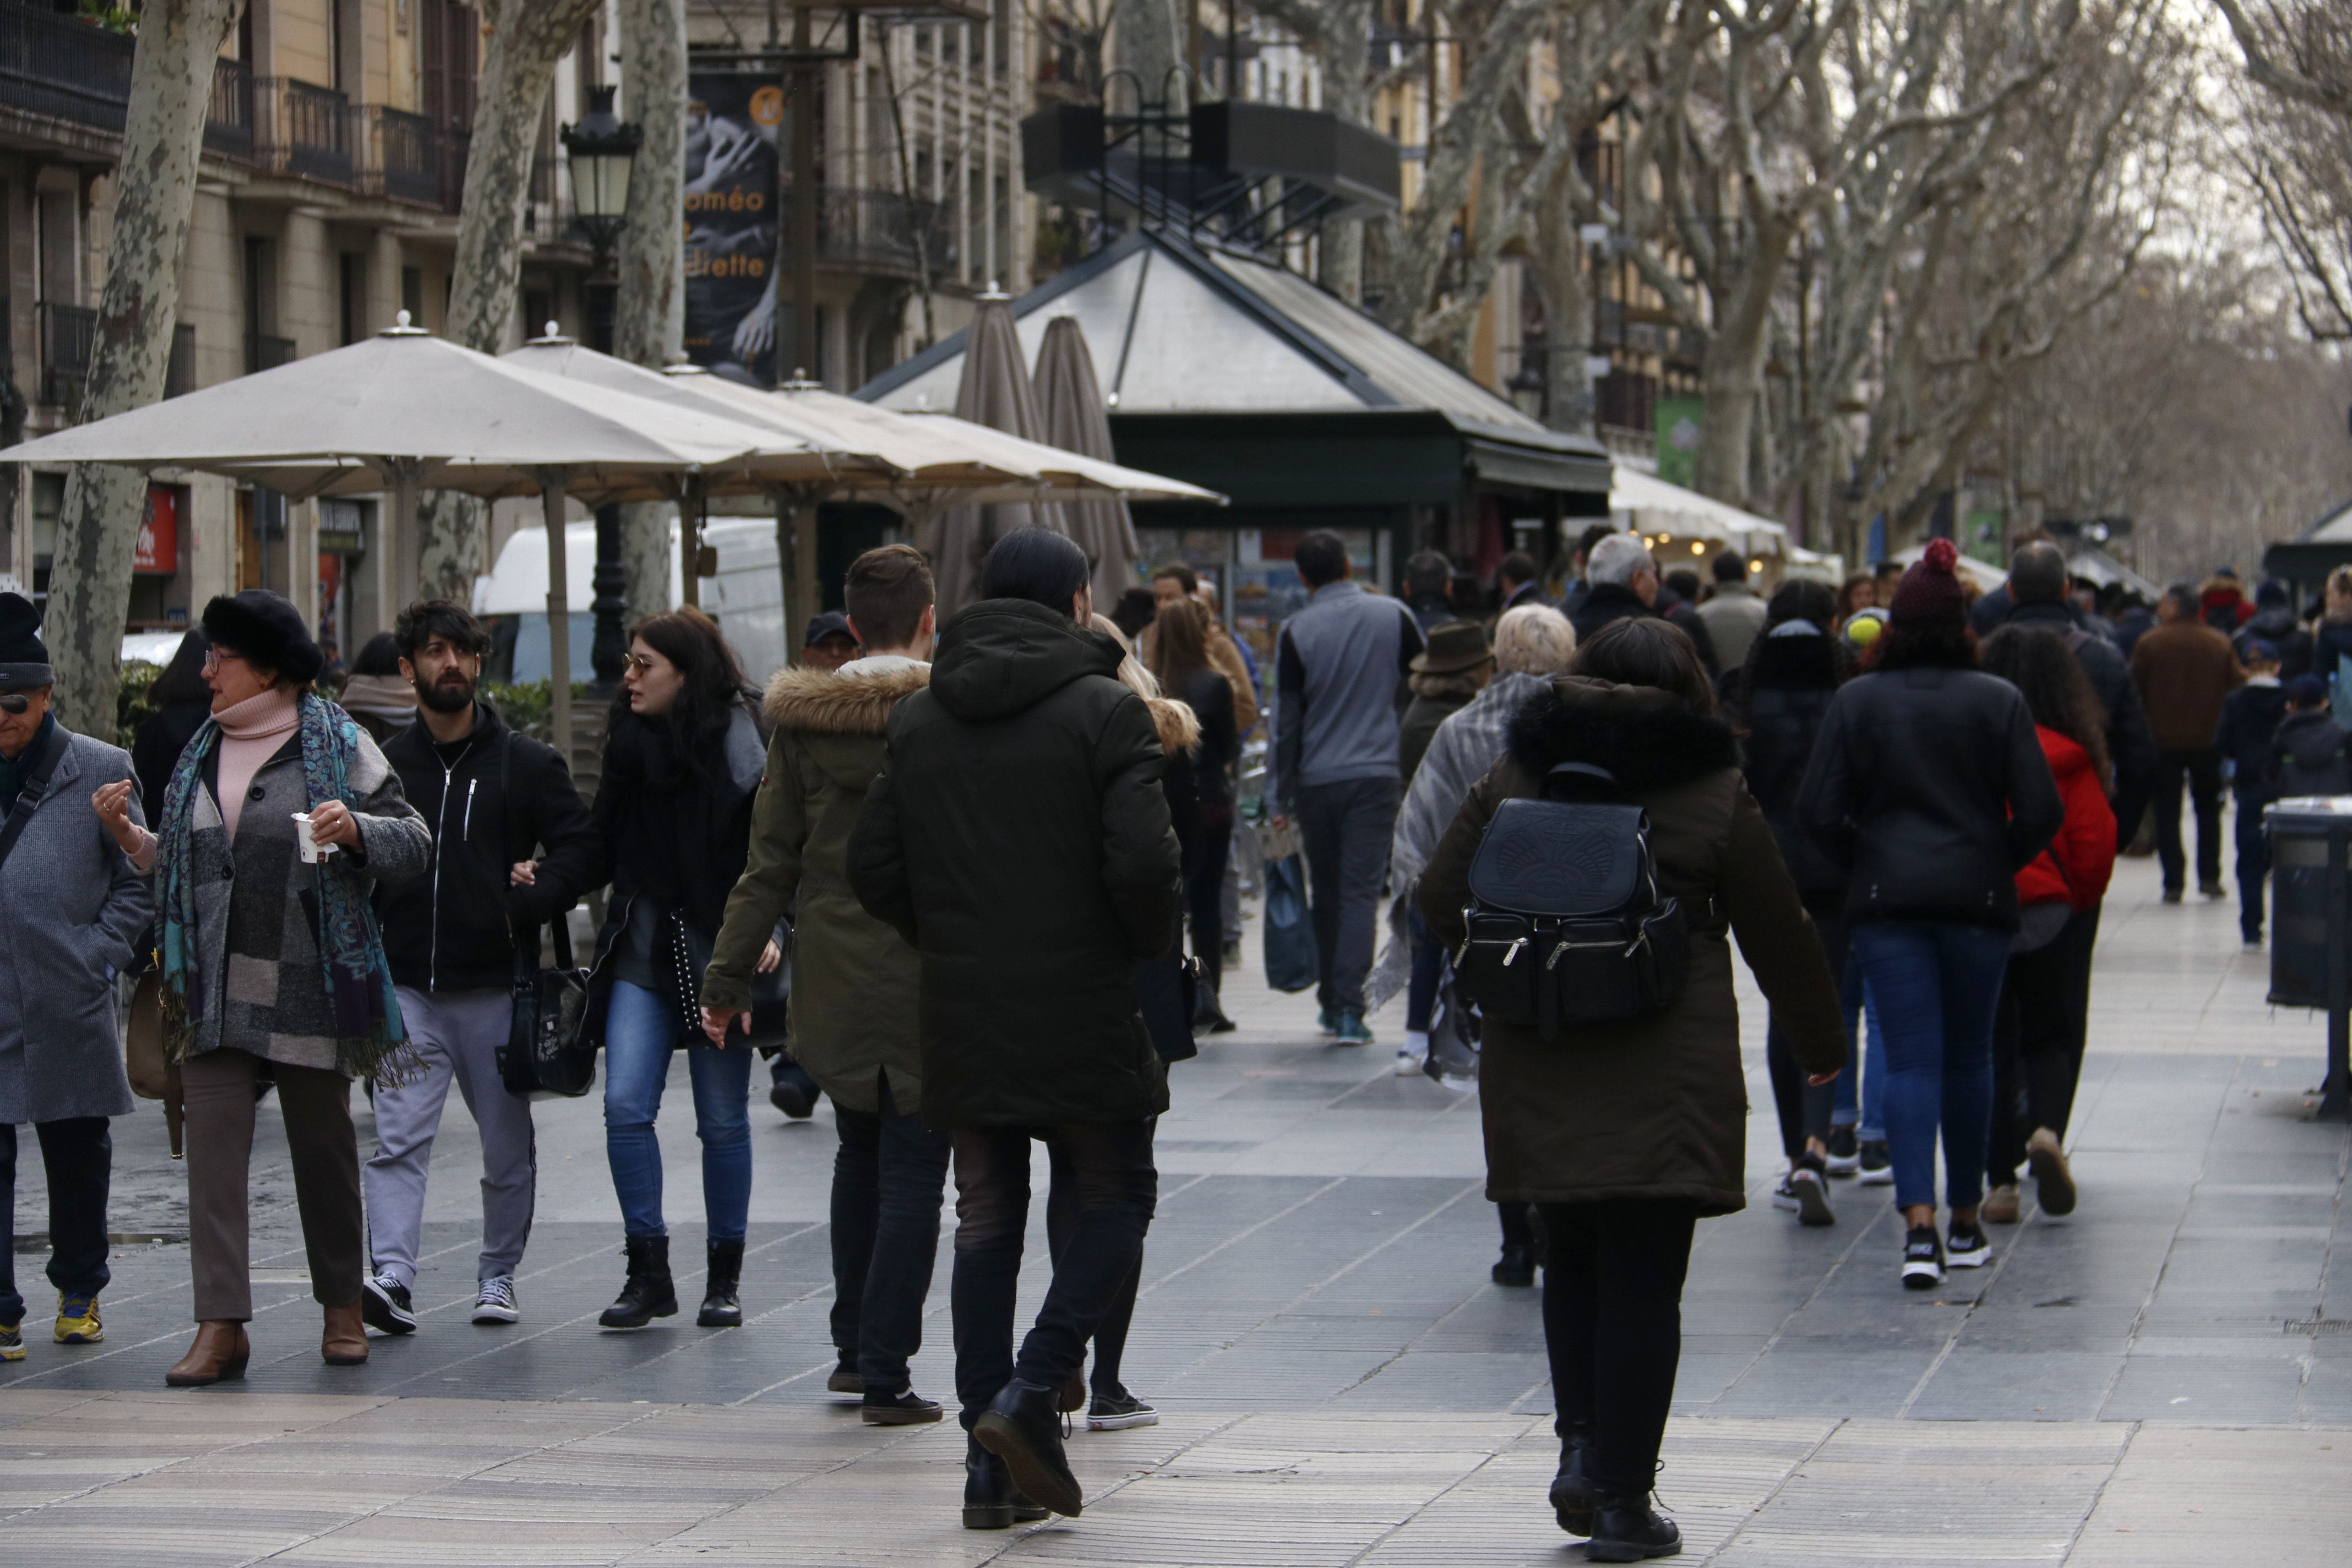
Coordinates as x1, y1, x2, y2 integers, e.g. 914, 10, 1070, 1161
292, 812, 337, 863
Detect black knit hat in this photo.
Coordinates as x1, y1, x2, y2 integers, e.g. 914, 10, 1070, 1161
0, 591, 50, 690
200, 591, 324, 685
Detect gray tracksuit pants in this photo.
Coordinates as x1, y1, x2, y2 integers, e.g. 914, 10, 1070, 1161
364, 987, 536, 1288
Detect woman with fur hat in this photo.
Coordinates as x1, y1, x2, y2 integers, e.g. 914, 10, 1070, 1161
95, 589, 430, 1385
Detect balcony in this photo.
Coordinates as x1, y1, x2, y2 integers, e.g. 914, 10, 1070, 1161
0, 4, 253, 151
778, 189, 957, 279
255, 77, 357, 187
37, 300, 92, 409
366, 106, 443, 206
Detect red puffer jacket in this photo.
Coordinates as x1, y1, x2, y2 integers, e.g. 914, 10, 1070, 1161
2016, 727, 2116, 910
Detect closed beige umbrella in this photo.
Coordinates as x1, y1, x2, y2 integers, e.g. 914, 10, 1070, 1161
922, 293, 1070, 622
1034, 315, 1142, 607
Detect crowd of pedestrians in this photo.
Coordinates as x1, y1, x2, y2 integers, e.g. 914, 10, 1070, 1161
0, 510, 2337, 1558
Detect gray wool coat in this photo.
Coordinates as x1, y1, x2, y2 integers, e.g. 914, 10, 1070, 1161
0, 726, 153, 1124
173, 723, 429, 1072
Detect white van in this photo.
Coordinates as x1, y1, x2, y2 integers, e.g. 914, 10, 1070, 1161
473, 517, 790, 687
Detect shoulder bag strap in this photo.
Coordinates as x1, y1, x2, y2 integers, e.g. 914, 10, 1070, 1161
0, 726, 71, 876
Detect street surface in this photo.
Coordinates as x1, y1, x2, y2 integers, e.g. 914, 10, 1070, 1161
1, 823, 2346, 1565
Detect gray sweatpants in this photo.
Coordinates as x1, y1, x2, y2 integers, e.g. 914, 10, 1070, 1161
364, 987, 536, 1288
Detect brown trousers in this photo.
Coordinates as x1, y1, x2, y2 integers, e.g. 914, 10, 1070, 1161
181, 1049, 364, 1322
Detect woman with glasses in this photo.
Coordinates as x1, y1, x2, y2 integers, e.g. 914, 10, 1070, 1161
584, 611, 771, 1332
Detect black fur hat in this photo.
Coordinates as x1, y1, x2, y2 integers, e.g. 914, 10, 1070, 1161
200, 591, 324, 685
0, 592, 50, 690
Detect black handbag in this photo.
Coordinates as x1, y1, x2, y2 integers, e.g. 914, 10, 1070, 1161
502, 914, 597, 1096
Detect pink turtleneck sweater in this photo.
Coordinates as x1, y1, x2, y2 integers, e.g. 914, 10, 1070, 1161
211, 687, 301, 840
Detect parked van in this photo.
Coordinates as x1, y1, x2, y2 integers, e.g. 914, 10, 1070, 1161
475, 517, 789, 686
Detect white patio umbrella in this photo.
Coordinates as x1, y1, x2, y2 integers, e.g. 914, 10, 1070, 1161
9, 315, 793, 762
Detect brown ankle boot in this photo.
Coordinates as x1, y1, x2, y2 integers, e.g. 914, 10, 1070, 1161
322, 1301, 368, 1365
165, 1321, 250, 1387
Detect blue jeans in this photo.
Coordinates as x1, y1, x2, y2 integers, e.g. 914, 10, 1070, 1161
830, 1075, 951, 1390
1836, 960, 1888, 1140
603, 980, 753, 1242
1847, 921, 2011, 1212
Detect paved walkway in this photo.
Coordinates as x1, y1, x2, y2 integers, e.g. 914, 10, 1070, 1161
2, 822, 2347, 1564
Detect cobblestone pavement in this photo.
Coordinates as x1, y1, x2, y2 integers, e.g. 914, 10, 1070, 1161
2, 824, 2347, 1564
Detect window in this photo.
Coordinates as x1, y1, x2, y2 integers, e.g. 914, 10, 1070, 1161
339, 252, 366, 345
401, 265, 423, 323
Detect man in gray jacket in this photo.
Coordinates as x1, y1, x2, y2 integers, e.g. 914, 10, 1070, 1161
1271, 532, 1427, 1044
0, 593, 151, 1359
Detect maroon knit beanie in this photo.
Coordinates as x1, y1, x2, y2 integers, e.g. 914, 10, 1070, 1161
1890, 538, 1966, 628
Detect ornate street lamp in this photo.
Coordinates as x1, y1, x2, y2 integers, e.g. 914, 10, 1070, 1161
559, 83, 641, 691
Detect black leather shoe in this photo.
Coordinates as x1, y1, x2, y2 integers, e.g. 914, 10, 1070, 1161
973, 1378, 1083, 1517
1587, 1493, 1681, 1561
1548, 1424, 1596, 1536
861, 1386, 944, 1425
1492, 1244, 1537, 1288
962, 1436, 1050, 1529
598, 1236, 678, 1330
826, 1363, 864, 1395
698, 1239, 744, 1327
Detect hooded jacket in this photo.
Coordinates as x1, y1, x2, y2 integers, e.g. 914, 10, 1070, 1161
703, 661, 930, 1114
1719, 628, 1847, 906
2233, 600, 2313, 682
1417, 677, 1843, 1213
847, 599, 1183, 1127
2217, 679, 2292, 797
2271, 709, 2352, 797
2015, 727, 2116, 911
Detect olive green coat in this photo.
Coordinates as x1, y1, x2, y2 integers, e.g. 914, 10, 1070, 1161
703, 663, 929, 1114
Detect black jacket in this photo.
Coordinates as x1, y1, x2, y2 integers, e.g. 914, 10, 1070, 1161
131, 698, 211, 821
373, 702, 598, 994
2003, 600, 2157, 848
2271, 709, 2352, 797
848, 598, 1184, 1128
2217, 681, 2291, 798
2234, 605, 2314, 682
1722, 631, 1847, 905
1570, 583, 1656, 648
1798, 662, 2064, 930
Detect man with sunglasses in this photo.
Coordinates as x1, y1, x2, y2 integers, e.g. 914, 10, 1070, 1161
0, 592, 151, 1360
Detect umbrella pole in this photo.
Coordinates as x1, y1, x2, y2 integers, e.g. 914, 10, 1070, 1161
390, 460, 421, 611
541, 470, 574, 772
680, 477, 704, 611
794, 500, 819, 644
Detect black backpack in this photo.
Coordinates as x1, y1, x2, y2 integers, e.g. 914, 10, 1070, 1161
1454, 763, 1691, 1036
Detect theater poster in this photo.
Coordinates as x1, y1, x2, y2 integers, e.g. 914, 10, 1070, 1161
684, 72, 783, 385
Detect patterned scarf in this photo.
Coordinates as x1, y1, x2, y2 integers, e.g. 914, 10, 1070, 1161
156, 691, 410, 1079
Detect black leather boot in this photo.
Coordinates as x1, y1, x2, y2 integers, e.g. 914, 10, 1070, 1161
973, 1378, 1083, 1517
598, 1236, 678, 1330
962, 1435, 1051, 1529
698, 1239, 744, 1327
1548, 1422, 1597, 1536
1587, 1490, 1680, 1561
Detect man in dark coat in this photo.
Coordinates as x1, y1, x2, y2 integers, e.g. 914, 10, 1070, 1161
2132, 584, 2246, 900
848, 527, 1181, 1528
2003, 542, 2157, 851
2234, 581, 2312, 681
1570, 533, 1664, 647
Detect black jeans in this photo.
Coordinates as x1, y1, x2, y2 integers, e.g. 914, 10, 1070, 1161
2234, 791, 2272, 940
1298, 776, 1403, 1016
1990, 905, 2100, 1185
1045, 1121, 1154, 1396
1766, 911, 1846, 1159
950, 1120, 1157, 1429
829, 1074, 951, 1391
1188, 814, 1234, 995
2154, 747, 2225, 892
0, 1118, 113, 1324
1539, 1200, 1697, 1496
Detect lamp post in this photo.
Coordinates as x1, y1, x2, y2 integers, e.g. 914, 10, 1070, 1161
562, 84, 642, 693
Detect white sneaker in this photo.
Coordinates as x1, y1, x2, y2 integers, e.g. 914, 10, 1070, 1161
1394, 1049, 1425, 1076
472, 1275, 520, 1324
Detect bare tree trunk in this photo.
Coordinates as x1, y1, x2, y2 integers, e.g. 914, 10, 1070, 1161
614, 0, 687, 629
1314, 0, 1371, 304
419, 0, 603, 599
1691, 215, 1794, 508
1531, 175, 1594, 435
45, 0, 242, 731
1113, 0, 1189, 110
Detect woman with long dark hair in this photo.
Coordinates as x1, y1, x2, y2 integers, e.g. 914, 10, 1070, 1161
1146, 595, 1238, 1028
586, 609, 771, 1332
1419, 617, 1844, 1558
132, 628, 214, 824
1799, 541, 2062, 1289
1978, 626, 2115, 1224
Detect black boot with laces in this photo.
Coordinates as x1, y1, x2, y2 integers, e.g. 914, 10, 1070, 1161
1587, 1488, 1680, 1561
962, 1435, 1050, 1529
598, 1235, 678, 1329
699, 1239, 744, 1327
1548, 1420, 1597, 1535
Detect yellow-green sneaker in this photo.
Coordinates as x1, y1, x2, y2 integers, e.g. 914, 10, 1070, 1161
0, 1321, 23, 1361
54, 1293, 101, 1344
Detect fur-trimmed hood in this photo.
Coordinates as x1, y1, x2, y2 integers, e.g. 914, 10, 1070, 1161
1506, 675, 1739, 794
1146, 696, 1200, 755
764, 663, 930, 736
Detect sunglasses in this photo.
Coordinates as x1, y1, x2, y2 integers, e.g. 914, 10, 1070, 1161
0, 693, 28, 715
623, 652, 663, 675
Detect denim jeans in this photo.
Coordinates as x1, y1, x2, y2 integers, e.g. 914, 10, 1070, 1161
0, 1119, 112, 1323
950, 1120, 1157, 1429
1406, 907, 1445, 1033
603, 979, 754, 1242
1848, 921, 2012, 1211
1297, 776, 1402, 1016
2234, 791, 2271, 940
1836, 959, 1888, 1140
1045, 1123, 1153, 1395
830, 1074, 951, 1391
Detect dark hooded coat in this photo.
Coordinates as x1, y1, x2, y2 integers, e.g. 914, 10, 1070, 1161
1418, 677, 1845, 1215
847, 599, 1183, 1128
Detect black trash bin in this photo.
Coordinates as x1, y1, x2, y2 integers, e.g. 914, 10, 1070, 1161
2266, 798, 2352, 1120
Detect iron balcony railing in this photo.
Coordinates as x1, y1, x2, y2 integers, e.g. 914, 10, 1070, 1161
256, 77, 357, 186
37, 301, 94, 409
0, 4, 253, 152
776, 189, 957, 279
367, 106, 443, 206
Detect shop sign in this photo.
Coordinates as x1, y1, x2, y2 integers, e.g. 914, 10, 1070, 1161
134, 484, 179, 575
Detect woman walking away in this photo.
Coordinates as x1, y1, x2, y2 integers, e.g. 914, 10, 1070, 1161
132, 629, 214, 821
1719, 580, 1854, 1228
1145, 595, 1239, 1031
1979, 627, 2116, 1226
1799, 541, 2062, 1289
101, 591, 429, 1386
588, 609, 770, 1331
1420, 618, 1844, 1560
